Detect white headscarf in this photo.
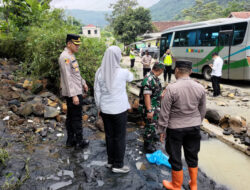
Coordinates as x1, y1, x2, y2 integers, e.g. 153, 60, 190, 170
95, 46, 122, 92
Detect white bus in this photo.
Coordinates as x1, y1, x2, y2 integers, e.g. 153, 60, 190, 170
160, 18, 250, 81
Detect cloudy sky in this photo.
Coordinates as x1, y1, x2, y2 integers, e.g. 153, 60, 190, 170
50, 0, 160, 11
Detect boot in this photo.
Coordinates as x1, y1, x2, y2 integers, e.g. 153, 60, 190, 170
162, 170, 183, 190
188, 167, 198, 190
143, 142, 156, 153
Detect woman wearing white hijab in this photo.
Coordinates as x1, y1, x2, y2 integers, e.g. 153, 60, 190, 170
94, 46, 133, 173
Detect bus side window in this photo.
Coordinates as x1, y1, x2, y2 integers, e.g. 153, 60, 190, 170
233, 22, 247, 45
199, 27, 219, 46
173, 32, 180, 47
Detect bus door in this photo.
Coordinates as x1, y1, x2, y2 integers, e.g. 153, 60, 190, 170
218, 29, 233, 79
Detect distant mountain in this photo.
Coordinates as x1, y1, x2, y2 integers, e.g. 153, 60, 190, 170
65, 9, 110, 27
149, 0, 242, 21
150, 0, 195, 21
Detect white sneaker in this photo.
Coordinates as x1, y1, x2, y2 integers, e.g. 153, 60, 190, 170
112, 166, 130, 173
105, 163, 112, 168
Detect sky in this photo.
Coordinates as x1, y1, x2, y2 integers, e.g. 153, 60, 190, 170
50, 0, 160, 11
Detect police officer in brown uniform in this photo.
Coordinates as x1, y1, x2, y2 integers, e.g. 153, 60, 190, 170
59, 34, 89, 149
158, 61, 206, 190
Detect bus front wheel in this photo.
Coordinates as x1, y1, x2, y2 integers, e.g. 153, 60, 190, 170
203, 66, 212, 81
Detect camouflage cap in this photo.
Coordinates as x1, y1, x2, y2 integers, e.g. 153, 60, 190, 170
153, 62, 165, 70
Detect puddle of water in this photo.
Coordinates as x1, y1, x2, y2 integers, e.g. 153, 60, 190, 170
49, 180, 72, 190
199, 139, 250, 190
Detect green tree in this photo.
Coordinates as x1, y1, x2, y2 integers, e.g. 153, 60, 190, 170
106, 0, 138, 25
112, 7, 152, 45
176, 0, 250, 22
222, 0, 249, 17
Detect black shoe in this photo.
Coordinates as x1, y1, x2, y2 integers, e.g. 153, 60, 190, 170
144, 142, 156, 154
75, 139, 89, 150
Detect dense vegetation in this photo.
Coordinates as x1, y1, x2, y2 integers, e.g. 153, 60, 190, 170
0, 0, 106, 91
150, 0, 250, 21
108, 0, 153, 45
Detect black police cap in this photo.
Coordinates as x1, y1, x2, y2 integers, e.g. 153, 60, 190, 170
66, 34, 81, 45
175, 60, 192, 69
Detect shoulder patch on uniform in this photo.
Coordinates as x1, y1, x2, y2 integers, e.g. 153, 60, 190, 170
65, 58, 70, 64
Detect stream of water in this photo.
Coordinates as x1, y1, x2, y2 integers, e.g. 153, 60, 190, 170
199, 139, 250, 190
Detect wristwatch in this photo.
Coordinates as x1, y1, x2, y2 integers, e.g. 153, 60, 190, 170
147, 109, 153, 113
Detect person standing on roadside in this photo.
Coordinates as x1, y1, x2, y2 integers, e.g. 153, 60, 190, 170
158, 61, 206, 190
94, 46, 133, 174
139, 62, 164, 153
210, 52, 223, 97
162, 49, 174, 84
130, 48, 136, 68
141, 50, 152, 76
59, 34, 89, 149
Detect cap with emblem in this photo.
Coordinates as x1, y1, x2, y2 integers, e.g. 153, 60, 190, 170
175, 60, 192, 69
66, 34, 81, 45
153, 62, 165, 70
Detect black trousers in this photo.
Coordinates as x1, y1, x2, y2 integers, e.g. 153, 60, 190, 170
211, 76, 221, 97
101, 111, 127, 168
143, 68, 151, 77
164, 66, 172, 82
66, 95, 83, 143
130, 59, 135, 68
165, 126, 201, 171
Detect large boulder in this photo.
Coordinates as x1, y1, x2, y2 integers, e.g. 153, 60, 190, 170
44, 106, 60, 118
19, 102, 33, 117
205, 109, 221, 124
32, 103, 45, 117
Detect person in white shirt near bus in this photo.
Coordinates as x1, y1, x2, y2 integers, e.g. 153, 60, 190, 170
209, 52, 223, 97
94, 46, 133, 174
141, 50, 152, 76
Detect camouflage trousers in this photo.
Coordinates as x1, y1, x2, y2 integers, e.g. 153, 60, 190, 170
139, 106, 160, 144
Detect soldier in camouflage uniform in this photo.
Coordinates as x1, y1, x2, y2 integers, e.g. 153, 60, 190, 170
139, 62, 164, 153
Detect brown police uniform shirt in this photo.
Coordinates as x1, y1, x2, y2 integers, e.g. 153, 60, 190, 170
158, 77, 206, 132
141, 55, 152, 69
59, 47, 86, 97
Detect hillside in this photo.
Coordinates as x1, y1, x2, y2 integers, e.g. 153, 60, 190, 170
66, 9, 110, 27
150, 0, 243, 21
150, 0, 195, 21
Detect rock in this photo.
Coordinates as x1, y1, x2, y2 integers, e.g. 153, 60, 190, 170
8, 99, 21, 107
40, 91, 54, 98
82, 97, 93, 105
223, 128, 232, 136
32, 103, 44, 116
132, 99, 139, 110
19, 103, 33, 117
56, 115, 61, 122
205, 109, 221, 125
247, 127, 250, 138
244, 137, 250, 146
82, 105, 91, 113
48, 99, 58, 107
20, 93, 35, 102
23, 79, 33, 89
86, 107, 98, 116
241, 98, 249, 102
44, 106, 60, 118
83, 115, 89, 122
216, 101, 227, 106
229, 116, 246, 134
228, 93, 235, 98
10, 105, 18, 113
31, 82, 43, 94
219, 115, 230, 129
95, 118, 104, 132
62, 103, 67, 114
17, 119, 25, 125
